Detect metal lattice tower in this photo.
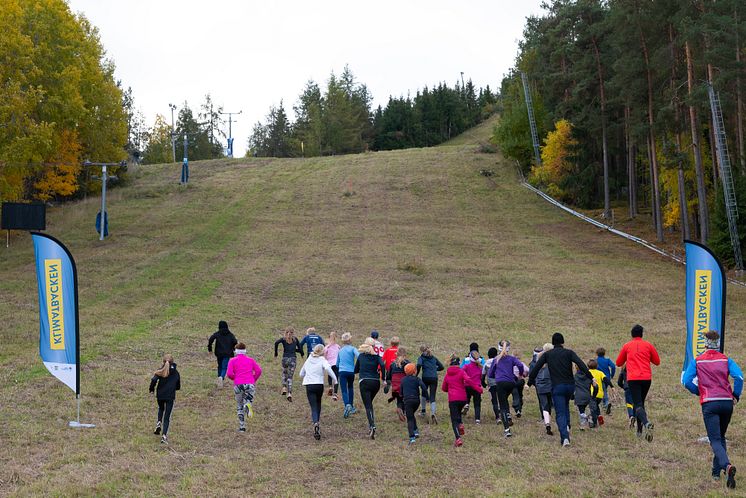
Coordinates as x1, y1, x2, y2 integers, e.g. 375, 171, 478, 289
520, 72, 542, 167
708, 83, 744, 271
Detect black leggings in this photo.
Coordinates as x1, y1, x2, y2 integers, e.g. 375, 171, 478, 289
512, 379, 525, 412
489, 385, 500, 420
328, 366, 339, 393
157, 399, 174, 435
306, 384, 324, 423
465, 387, 482, 421
495, 381, 515, 427
404, 399, 420, 437
628, 380, 652, 431
359, 379, 381, 428
449, 400, 467, 439
422, 377, 438, 403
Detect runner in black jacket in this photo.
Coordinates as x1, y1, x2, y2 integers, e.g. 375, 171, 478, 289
149, 355, 181, 444
207, 320, 237, 387
400, 363, 428, 443
354, 338, 386, 439
528, 333, 591, 447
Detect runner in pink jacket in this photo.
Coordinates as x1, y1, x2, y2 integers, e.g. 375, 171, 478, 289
442, 355, 483, 446
226, 343, 262, 432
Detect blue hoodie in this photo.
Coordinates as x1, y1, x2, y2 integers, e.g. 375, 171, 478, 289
596, 356, 616, 380
299, 333, 325, 356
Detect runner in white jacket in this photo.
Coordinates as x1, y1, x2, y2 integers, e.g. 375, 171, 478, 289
300, 344, 338, 440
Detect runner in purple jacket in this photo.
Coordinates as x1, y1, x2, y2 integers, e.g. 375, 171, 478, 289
488, 341, 528, 437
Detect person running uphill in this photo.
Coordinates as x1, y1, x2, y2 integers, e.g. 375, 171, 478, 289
324, 331, 340, 400
274, 327, 302, 402
337, 333, 360, 418
149, 354, 180, 444
400, 363, 428, 444
683, 330, 743, 488
487, 341, 529, 438
529, 344, 554, 435
385, 347, 409, 422
596, 347, 616, 414
416, 345, 444, 424
226, 343, 262, 432
207, 320, 237, 388
442, 354, 483, 447
300, 344, 337, 440
382, 336, 400, 370
615, 324, 660, 442
528, 333, 591, 447
462, 350, 484, 424
355, 338, 386, 439
300, 327, 325, 357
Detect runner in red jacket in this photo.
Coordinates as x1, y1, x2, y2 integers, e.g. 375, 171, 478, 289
616, 324, 660, 442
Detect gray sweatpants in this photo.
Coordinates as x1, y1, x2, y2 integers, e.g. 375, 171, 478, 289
234, 383, 256, 429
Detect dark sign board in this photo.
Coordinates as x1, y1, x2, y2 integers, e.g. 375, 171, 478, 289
1, 202, 46, 230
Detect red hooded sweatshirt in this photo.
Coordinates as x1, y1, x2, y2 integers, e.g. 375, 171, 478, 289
442, 365, 483, 402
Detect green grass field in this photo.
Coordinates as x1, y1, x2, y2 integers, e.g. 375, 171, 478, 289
1, 120, 745, 497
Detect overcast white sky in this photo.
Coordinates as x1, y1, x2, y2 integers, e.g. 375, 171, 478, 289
66, 0, 546, 156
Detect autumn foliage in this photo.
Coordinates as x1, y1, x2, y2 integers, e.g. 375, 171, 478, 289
529, 119, 578, 202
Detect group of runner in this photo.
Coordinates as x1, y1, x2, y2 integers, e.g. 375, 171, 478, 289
147, 321, 743, 489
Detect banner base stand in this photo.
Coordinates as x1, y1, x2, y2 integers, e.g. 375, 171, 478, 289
68, 421, 95, 428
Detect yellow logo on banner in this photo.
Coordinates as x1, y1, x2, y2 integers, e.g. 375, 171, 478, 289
694, 269, 712, 358
45, 259, 65, 350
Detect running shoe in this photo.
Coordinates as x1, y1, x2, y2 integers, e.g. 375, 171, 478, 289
508, 416, 514, 427
350, 406, 358, 414
287, 394, 292, 402
332, 394, 338, 401
504, 428, 512, 438
281, 387, 287, 396
545, 425, 553, 436
344, 404, 351, 419
161, 435, 168, 445
313, 423, 321, 441
414, 430, 420, 439
409, 437, 417, 445
454, 437, 463, 447
431, 414, 438, 425
643, 422, 654, 442
562, 438, 570, 447
727, 464, 737, 489
598, 415, 604, 426
515, 410, 522, 419
629, 416, 636, 429
475, 419, 481, 425
712, 473, 721, 482
462, 404, 470, 416
605, 402, 612, 415
327, 387, 333, 397
239, 427, 246, 433
419, 410, 426, 418
154, 421, 161, 435
245, 402, 254, 418
369, 426, 376, 440
458, 423, 465, 436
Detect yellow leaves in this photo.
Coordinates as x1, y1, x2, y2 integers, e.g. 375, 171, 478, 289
528, 119, 578, 201
34, 129, 82, 201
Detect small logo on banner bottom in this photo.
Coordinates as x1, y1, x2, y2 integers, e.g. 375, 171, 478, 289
44, 259, 65, 350
694, 269, 712, 358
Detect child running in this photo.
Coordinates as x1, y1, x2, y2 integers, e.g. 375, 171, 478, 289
382, 336, 400, 370
337, 333, 360, 418
461, 350, 484, 424
482, 347, 500, 423
574, 364, 595, 430
226, 342, 262, 433
416, 345, 444, 424
274, 327, 302, 402
617, 367, 636, 428
207, 320, 237, 388
442, 354, 483, 447
149, 354, 181, 444
587, 359, 610, 428
596, 347, 616, 414
300, 344, 337, 440
299, 327, 325, 357
355, 337, 386, 439
529, 344, 554, 435
487, 341, 529, 437
324, 331, 340, 401
385, 347, 409, 422
400, 363, 428, 444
